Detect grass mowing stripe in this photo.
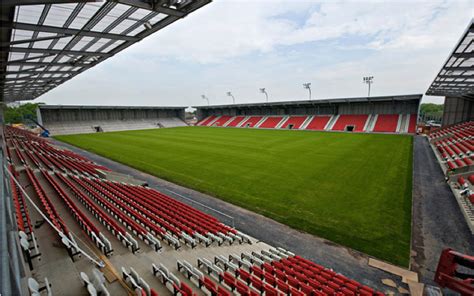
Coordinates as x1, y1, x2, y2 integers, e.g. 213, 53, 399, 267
56, 127, 412, 266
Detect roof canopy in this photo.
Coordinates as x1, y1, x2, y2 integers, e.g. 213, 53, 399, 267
0, 0, 211, 103
426, 19, 474, 98
193, 94, 422, 109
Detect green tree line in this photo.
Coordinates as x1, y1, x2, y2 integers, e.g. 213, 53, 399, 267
420, 103, 443, 120
4, 103, 40, 124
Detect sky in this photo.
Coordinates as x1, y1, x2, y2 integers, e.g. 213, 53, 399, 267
34, 0, 473, 107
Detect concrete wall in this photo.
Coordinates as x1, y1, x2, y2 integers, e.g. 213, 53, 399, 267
442, 96, 474, 127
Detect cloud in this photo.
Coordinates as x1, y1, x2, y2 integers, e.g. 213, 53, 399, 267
129, 0, 471, 63
37, 0, 473, 106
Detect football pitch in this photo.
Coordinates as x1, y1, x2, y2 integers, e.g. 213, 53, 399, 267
56, 127, 413, 266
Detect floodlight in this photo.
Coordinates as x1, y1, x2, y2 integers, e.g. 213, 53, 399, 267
303, 83, 312, 100
259, 88, 268, 102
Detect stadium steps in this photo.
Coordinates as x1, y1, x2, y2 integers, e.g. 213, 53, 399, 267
280, 116, 309, 129
254, 116, 269, 128
207, 116, 221, 127
408, 114, 417, 133
325, 115, 339, 131
276, 116, 289, 129
259, 116, 285, 129
236, 116, 251, 127
211, 116, 233, 127
223, 116, 236, 127
398, 114, 409, 133
364, 114, 377, 132
226, 116, 246, 127
396, 114, 403, 132
300, 115, 314, 129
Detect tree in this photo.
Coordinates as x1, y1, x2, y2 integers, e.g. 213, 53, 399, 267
420, 103, 443, 121
4, 103, 41, 124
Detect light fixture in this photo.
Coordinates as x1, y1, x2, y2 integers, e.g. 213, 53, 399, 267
259, 88, 268, 102
362, 76, 374, 97
201, 94, 209, 106
303, 83, 311, 100
226, 91, 235, 104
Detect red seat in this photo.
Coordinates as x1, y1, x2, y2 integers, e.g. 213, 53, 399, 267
222, 272, 236, 290
331, 114, 369, 132
259, 117, 284, 129
250, 266, 264, 279
372, 114, 399, 132
235, 280, 249, 295
300, 282, 314, 295
264, 272, 276, 286
305, 116, 331, 130
217, 286, 231, 296
263, 284, 279, 296
250, 276, 263, 292
276, 279, 289, 293
237, 269, 251, 284
180, 282, 194, 296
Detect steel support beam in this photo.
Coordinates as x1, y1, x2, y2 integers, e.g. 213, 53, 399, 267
1, 21, 139, 41
6, 47, 111, 57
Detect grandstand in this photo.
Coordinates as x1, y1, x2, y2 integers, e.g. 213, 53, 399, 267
1, 0, 474, 295
424, 19, 474, 237
195, 95, 421, 134
37, 105, 187, 135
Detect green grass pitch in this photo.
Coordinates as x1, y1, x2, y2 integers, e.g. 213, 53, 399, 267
56, 127, 413, 266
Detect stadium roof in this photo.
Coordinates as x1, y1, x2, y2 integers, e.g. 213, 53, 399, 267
193, 94, 422, 109
38, 104, 184, 110
0, 0, 211, 103
426, 19, 474, 98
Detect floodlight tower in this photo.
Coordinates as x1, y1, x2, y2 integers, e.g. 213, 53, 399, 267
363, 76, 374, 97
260, 88, 268, 102
303, 83, 311, 100
201, 94, 209, 106
226, 91, 235, 104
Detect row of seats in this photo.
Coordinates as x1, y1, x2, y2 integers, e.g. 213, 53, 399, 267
55, 172, 139, 253
429, 121, 474, 172
429, 121, 474, 141
153, 263, 194, 296
8, 136, 108, 176
123, 266, 159, 296
40, 170, 113, 256
114, 181, 247, 240
80, 269, 110, 296
85, 176, 248, 248
66, 174, 163, 251
9, 165, 42, 270
176, 248, 383, 296
457, 175, 474, 205
197, 114, 417, 133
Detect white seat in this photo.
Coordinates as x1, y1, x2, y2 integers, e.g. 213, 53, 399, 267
80, 272, 91, 286
92, 269, 105, 286
87, 284, 97, 296
19, 230, 28, 241
20, 237, 30, 252
28, 278, 40, 293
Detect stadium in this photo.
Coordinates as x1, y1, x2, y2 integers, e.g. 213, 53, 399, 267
0, 1, 473, 296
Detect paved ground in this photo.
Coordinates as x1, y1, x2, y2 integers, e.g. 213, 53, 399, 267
411, 136, 474, 284
51, 138, 410, 292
